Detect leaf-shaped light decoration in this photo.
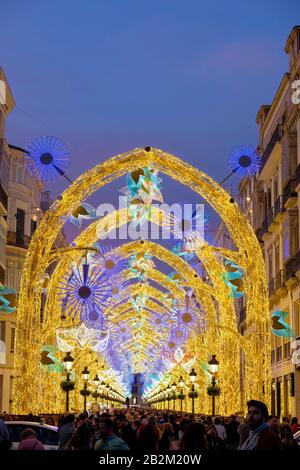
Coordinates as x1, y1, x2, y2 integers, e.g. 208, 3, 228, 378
128, 252, 155, 281
221, 260, 244, 298
171, 240, 195, 262
120, 167, 163, 226
40, 345, 64, 373
182, 356, 196, 373
0, 286, 17, 313
68, 203, 97, 228
271, 311, 295, 338
167, 271, 185, 286
130, 293, 148, 312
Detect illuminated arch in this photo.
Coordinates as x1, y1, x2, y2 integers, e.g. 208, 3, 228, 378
13, 147, 270, 415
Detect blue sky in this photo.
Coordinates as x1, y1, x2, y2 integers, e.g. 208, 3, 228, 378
0, 0, 299, 238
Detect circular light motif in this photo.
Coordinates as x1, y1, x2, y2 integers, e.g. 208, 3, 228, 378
25, 136, 70, 182
58, 263, 111, 322
228, 145, 261, 178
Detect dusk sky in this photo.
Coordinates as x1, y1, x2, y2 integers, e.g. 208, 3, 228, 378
1, 1, 299, 239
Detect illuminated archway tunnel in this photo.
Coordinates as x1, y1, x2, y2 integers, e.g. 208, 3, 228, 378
13, 147, 270, 415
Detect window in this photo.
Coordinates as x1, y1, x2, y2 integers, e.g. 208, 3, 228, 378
30, 218, 37, 236
276, 346, 282, 362
10, 328, 15, 353
275, 243, 280, 274
0, 322, 6, 364
0, 157, 9, 191
271, 350, 276, 364
282, 211, 299, 262
284, 342, 290, 359
294, 301, 300, 337
268, 249, 273, 280
16, 166, 24, 184
290, 220, 299, 257
16, 208, 25, 245
273, 177, 278, 203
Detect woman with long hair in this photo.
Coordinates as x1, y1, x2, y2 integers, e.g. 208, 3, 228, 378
179, 422, 207, 452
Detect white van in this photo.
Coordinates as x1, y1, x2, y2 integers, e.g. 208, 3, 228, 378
6, 421, 59, 450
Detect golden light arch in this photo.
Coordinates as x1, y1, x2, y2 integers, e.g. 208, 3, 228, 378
13, 147, 270, 415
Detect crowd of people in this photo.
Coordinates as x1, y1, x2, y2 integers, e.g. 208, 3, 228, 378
0, 400, 299, 451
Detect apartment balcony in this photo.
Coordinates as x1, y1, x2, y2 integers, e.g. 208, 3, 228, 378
255, 227, 264, 244
0, 183, 8, 212
268, 277, 275, 297
262, 207, 277, 240
7, 231, 31, 249
284, 258, 296, 285
275, 270, 286, 294
260, 124, 283, 173
283, 179, 297, 208
269, 270, 286, 298
273, 195, 285, 222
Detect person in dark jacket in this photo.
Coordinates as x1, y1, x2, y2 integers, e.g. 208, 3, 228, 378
239, 400, 282, 450
179, 422, 207, 452
118, 414, 137, 450
58, 413, 75, 449
159, 423, 174, 451
206, 425, 225, 451
225, 415, 240, 450
281, 424, 298, 451
137, 418, 159, 453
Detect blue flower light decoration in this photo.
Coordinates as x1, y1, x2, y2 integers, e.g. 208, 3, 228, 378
58, 263, 111, 322
271, 311, 295, 338
0, 286, 17, 313
228, 145, 261, 178
91, 244, 128, 278
25, 136, 70, 182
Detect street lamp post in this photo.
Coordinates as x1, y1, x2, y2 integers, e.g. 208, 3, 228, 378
81, 366, 90, 412
171, 381, 177, 411
63, 352, 74, 413
93, 374, 100, 403
208, 355, 220, 417
179, 376, 185, 413
106, 384, 110, 407
100, 381, 105, 407
189, 368, 197, 415
166, 384, 171, 411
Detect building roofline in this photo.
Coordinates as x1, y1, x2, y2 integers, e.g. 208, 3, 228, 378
0, 68, 16, 112
284, 25, 300, 53
257, 73, 290, 134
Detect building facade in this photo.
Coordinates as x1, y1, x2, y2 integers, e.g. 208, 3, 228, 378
0, 68, 67, 413
239, 26, 300, 419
